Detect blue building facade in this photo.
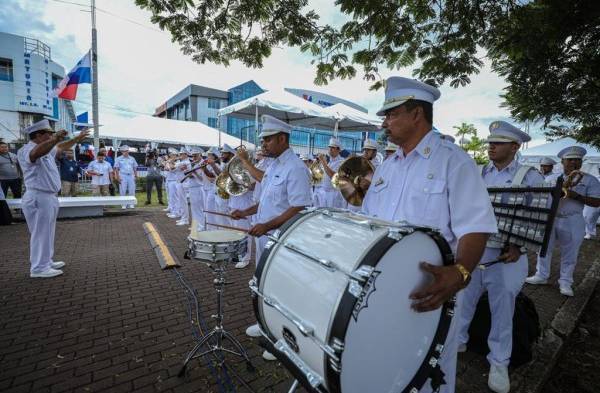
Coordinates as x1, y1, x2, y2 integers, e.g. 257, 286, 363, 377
155, 81, 371, 153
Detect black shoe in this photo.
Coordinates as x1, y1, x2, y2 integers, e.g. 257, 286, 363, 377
158, 201, 164, 205
145, 201, 151, 205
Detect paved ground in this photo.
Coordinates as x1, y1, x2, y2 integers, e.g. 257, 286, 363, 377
0, 207, 597, 393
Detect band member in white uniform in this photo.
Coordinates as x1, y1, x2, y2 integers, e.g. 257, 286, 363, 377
114, 145, 138, 209
174, 150, 191, 226
201, 148, 220, 228
186, 148, 205, 232
165, 151, 181, 218
209, 144, 234, 229
362, 138, 381, 168
384, 142, 398, 160
313, 138, 345, 208
229, 148, 259, 269
539, 156, 557, 180
526, 146, 600, 296
231, 115, 312, 361
457, 121, 545, 393
17, 120, 89, 278
583, 167, 600, 239
361, 77, 497, 393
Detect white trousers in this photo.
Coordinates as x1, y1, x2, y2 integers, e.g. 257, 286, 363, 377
313, 188, 345, 208
119, 174, 136, 207
202, 187, 217, 227
229, 193, 254, 262
168, 180, 181, 216
457, 248, 528, 367
583, 205, 600, 236
535, 214, 585, 286
188, 186, 205, 231
175, 182, 189, 222
21, 190, 60, 274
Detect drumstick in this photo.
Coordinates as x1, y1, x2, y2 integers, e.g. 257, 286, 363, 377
206, 221, 250, 233
478, 259, 503, 269
204, 210, 235, 218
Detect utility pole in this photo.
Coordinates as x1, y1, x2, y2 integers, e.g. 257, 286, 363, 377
91, 0, 100, 149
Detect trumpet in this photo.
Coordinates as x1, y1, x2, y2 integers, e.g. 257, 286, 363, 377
561, 170, 584, 199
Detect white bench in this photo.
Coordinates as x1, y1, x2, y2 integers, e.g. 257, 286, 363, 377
6, 196, 138, 218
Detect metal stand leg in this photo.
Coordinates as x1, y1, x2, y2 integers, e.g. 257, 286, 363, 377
288, 380, 300, 393
179, 261, 254, 376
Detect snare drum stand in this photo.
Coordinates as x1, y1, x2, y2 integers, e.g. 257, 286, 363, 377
179, 259, 254, 376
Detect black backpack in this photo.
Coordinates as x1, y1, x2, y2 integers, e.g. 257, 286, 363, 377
466, 291, 541, 367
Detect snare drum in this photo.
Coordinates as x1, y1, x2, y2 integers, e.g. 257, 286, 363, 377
250, 208, 455, 393
187, 230, 247, 263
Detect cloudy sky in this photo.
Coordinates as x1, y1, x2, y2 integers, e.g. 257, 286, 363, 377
2, 0, 549, 146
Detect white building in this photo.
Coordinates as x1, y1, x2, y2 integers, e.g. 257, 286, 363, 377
0, 32, 75, 143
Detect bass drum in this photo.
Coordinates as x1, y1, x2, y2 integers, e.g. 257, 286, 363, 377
250, 208, 455, 393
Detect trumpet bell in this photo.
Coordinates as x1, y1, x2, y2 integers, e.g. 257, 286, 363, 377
334, 157, 375, 206
309, 161, 325, 185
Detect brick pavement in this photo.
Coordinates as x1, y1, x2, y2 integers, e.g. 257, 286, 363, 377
0, 208, 597, 393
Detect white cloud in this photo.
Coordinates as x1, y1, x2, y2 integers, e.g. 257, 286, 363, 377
7, 0, 549, 145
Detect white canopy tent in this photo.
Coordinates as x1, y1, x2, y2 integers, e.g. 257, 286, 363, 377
97, 114, 254, 149
320, 103, 382, 134
520, 137, 600, 175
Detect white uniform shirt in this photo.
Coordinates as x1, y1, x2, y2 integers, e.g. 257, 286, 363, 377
320, 155, 344, 191
362, 131, 497, 250
187, 165, 204, 188
86, 160, 113, 186
17, 142, 61, 193
114, 155, 138, 175
201, 163, 217, 190
256, 148, 312, 224
253, 157, 274, 203
548, 172, 600, 216
174, 159, 190, 182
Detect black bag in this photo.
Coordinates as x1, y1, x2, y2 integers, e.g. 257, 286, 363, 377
467, 291, 540, 367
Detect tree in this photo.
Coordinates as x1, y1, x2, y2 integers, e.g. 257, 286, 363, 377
136, 0, 600, 145
453, 122, 488, 165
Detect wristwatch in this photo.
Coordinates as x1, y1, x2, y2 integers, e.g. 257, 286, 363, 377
454, 263, 471, 287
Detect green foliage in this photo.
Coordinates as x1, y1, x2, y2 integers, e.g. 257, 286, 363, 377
453, 122, 488, 165
136, 0, 600, 146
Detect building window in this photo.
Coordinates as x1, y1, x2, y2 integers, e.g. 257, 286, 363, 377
0, 58, 14, 82
208, 98, 221, 109
207, 117, 218, 128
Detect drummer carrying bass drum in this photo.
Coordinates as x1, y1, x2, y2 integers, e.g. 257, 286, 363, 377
231, 114, 313, 361
361, 77, 497, 393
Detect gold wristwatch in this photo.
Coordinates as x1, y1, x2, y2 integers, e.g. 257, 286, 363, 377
455, 263, 471, 287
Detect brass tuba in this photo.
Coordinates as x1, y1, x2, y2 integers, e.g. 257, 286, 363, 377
561, 170, 584, 199
215, 171, 231, 199
332, 156, 375, 206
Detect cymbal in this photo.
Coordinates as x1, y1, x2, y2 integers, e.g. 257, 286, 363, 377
335, 157, 375, 206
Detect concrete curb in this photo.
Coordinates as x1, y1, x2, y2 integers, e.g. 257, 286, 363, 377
514, 256, 600, 393
143, 221, 181, 269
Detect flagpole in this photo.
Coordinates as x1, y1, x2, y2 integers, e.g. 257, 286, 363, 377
91, 0, 100, 149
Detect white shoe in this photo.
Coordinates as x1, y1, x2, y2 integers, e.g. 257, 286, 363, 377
128, 205, 135, 209
235, 259, 251, 269
559, 284, 574, 297
262, 350, 276, 361
488, 364, 510, 393
167, 214, 179, 218
176, 220, 189, 226
51, 261, 65, 269
584, 234, 592, 240
525, 275, 547, 285
245, 324, 262, 338
121, 206, 127, 210
457, 343, 467, 353
162, 207, 170, 212
30, 268, 63, 278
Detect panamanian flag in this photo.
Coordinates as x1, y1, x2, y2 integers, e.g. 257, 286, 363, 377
54, 51, 92, 100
